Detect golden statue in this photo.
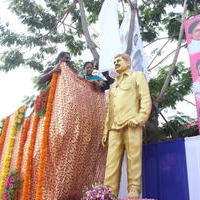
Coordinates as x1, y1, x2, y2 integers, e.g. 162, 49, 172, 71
102, 54, 151, 199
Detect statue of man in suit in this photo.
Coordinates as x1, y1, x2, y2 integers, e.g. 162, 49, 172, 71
102, 53, 151, 199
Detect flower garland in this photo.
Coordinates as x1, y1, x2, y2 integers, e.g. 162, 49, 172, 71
15, 118, 30, 200
21, 114, 39, 200
16, 118, 30, 172
0, 116, 10, 156
15, 107, 26, 130
35, 73, 58, 200
0, 119, 5, 135
34, 87, 49, 116
82, 184, 117, 200
0, 106, 26, 199
3, 170, 20, 200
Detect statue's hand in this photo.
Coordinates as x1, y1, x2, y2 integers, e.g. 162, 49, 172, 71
102, 135, 108, 147
127, 119, 138, 128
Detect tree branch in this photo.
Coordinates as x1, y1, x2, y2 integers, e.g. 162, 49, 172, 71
156, 0, 188, 103
183, 98, 196, 106
78, 0, 99, 61
144, 37, 173, 48
125, 0, 137, 55
159, 111, 178, 139
148, 43, 186, 71
39, 0, 78, 39
147, 39, 170, 69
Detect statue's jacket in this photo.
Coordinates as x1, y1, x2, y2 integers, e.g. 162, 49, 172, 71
104, 69, 152, 135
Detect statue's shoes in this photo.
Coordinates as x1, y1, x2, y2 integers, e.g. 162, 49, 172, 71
128, 189, 140, 199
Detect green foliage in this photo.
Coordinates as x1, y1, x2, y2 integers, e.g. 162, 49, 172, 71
0, 0, 198, 142
0, 0, 199, 72
149, 62, 192, 110
0, 50, 24, 72
138, 0, 200, 42
159, 113, 198, 141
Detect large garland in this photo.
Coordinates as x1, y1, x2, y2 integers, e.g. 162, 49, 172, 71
13, 118, 30, 200
21, 115, 39, 200
35, 72, 58, 200
0, 116, 10, 157
0, 106, 26, 199
16, 118, 30, 172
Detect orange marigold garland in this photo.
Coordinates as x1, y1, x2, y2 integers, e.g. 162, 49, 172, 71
16, 118, 30, 172
21, 115, 40, 200
35, 72, 58, 200
15, 118, 30, 200
0, 116, 10, 157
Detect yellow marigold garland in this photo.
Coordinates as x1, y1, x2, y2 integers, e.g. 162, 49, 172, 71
0, 106, 26, 199
21, 114, 39, 200
0, 116, 10, 157
35, 72, 58, 200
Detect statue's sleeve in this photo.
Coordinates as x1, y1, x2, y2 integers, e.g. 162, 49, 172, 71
134, 72, 152, 126
103, 94, 110, 137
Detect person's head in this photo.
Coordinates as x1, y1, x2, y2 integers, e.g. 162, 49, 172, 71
83, 61, 94, 76
196, 59, 200, 76
114, 54, 131, 73
57, 51, 71, 64
188, 21, 200, 40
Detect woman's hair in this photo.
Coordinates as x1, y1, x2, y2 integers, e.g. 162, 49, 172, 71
83, 61, 94, 69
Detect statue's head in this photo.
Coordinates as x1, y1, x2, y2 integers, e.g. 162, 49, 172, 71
114, 54, 131, 74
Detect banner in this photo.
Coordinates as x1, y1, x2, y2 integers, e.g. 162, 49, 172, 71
184, 15, 200, 132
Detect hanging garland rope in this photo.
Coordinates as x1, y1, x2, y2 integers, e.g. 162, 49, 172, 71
0, 106, 26, 199
14, 117, 30, 200
21, 114, 40, 200
16, 118, 30, 172
0, 116, 10, 157
35, 72, 58, 200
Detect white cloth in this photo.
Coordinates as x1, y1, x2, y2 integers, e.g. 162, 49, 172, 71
120, 8, 150, 80
92, 69, 106, 80
188, 40, 200, 54
98, 0, 122, 73
185, 136, 200, 200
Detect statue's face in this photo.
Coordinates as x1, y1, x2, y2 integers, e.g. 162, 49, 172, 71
114, 56, 129, 73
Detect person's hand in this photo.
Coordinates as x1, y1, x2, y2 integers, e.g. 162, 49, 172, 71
89, 80, 105, 90
88, 80, 100, 89
52, 64, 61, 73
102, 134, 108, 147
98, 81, 106, 87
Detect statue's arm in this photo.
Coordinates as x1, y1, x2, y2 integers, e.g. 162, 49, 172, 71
134, 72, 152, 126
102, 100, 110, 147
